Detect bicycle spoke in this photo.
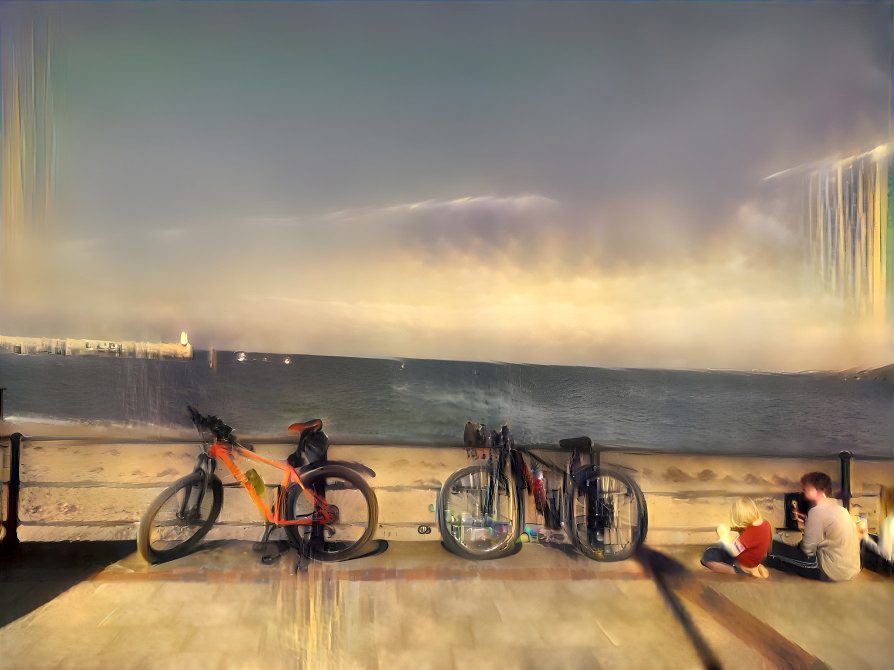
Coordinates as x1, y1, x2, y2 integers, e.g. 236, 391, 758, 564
438, 464, 520, 558
284, 466, 376, 561
570, 468, 646, 562
138, 473, 223, 563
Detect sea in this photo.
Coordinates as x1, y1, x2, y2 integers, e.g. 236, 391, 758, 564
1, 350, 892, 459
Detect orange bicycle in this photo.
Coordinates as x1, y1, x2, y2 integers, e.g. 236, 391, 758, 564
137, 405, 379, 564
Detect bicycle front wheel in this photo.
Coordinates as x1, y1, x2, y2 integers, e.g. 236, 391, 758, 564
566, 466, 647, 562
284, 465, 377, 561
138, 472, 223, 564
436, 464, 522, 560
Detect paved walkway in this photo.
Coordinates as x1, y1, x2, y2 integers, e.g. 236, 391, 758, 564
1, 538, 893, 669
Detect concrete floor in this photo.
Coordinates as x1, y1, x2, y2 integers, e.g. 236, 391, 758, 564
1, 539, 892, 670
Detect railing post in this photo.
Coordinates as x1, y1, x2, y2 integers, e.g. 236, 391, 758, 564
0, 432, 22, 553
839, 451, 852, 511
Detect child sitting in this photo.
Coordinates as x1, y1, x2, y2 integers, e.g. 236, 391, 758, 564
701, 496, 771, 578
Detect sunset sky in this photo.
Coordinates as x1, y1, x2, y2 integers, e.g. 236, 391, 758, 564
1, 1, 891, 371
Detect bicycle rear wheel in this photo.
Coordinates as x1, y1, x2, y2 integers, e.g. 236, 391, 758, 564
566, 466, 647, 562
138, 472, 223, 564
284, 465, 377, 561
436, 464, 522, 560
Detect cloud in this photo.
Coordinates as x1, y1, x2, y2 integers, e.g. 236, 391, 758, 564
302, 189, 803, 279
322, 193, 561, 228
282, 193, 572, 272
5, 1, 889, 371
188, 261, 893, 372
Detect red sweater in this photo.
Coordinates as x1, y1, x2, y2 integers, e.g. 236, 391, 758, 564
735, 520, 772, 568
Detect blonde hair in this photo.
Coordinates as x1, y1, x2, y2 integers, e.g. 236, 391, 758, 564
730, 496, 762, 529
881, 486, 894, 519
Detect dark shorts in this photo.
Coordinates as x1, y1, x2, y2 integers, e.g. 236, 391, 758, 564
763, 539, 827, 581
701, 543, 747, 575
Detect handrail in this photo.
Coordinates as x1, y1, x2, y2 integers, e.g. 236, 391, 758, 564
0, 433, 22, 552
3, 431, 891, 461
517, 440, 894, 462
0, 433, 442, 448
0, 430, 885, 547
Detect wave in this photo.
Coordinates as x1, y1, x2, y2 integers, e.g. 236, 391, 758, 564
2, 412, 187, 436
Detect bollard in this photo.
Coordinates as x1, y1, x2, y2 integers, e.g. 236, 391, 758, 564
0, 432, 22, 553
839, 451, 852, 511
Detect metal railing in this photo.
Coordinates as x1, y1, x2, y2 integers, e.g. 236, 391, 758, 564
1, 432, 22, 551
0, 428, 884, 551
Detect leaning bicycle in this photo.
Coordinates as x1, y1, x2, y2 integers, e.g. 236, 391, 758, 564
436, 422, 648, 562
138, 405, 379, 564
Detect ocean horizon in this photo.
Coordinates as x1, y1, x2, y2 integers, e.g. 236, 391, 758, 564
1, 349, 892, 459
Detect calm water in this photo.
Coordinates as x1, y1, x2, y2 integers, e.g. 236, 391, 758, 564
1, 351, 892, 458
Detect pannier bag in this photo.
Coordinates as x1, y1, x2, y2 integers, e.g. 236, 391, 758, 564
286, 427, 330, 467
303, 429, 330, 464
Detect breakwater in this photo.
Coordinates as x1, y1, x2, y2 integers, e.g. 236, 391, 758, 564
0, 334, 193, 360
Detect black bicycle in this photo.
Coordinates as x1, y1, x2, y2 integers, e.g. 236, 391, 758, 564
436, 423, 648, 561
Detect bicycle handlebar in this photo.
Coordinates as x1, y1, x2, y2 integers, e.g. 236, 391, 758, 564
186, 404, 252, 450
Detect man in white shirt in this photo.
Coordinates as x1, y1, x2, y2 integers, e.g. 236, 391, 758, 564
763, 471, 861, 582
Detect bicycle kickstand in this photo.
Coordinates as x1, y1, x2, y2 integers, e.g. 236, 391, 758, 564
253, 522, 291, 565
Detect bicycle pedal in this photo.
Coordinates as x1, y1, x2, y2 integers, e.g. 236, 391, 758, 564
261, 553, 282, 565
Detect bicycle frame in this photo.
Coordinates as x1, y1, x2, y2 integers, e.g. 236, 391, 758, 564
481, 429, 520, 522
480, 437, 589, 531
207, 440, 335, 527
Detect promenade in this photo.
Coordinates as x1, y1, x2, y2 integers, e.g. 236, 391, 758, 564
1, 538, 892, 670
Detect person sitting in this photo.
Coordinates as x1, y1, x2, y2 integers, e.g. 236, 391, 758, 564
858, 485, 894, 576
763, 471, 861, 581
701, 496, 771, 578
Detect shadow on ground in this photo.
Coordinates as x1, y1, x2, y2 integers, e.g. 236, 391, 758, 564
0, 541, 137, 628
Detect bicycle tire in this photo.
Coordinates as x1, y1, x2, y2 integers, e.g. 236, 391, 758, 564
436, 464, 522, 560
283, 464, 377, 562
138, 471, 223, 564
566, 466, 648, 562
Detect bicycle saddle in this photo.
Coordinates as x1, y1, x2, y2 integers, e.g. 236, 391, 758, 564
288, 419, 323, 436
558, 436, 592, 451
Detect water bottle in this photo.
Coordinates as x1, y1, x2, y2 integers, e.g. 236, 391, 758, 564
461, 513, 472, 542
450, 510, 460, 539
245, 468, 265, 497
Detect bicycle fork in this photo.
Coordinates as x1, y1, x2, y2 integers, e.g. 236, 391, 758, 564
484, 443, 511, 523
577, 470, 612, 544
180, 453, 216, 522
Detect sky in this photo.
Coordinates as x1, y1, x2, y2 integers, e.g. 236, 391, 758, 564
1, 0, 891, 371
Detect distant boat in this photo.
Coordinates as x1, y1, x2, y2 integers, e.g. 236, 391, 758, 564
235, 352, 247, 362
284, 357, 292, 365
